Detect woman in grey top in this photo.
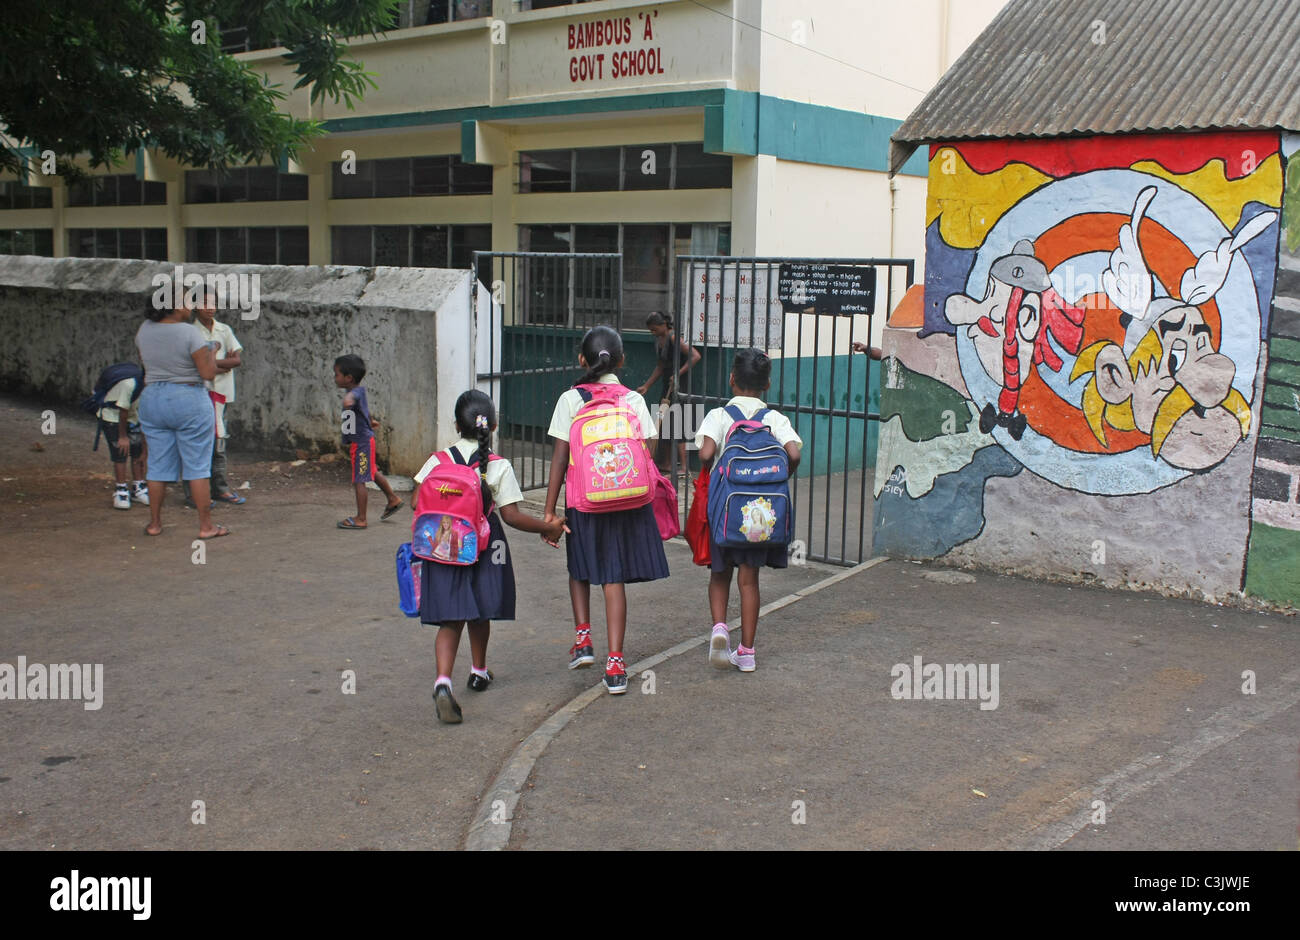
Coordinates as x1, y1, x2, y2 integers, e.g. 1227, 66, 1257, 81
135, 298, 229, 540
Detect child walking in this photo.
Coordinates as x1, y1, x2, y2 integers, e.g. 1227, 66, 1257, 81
544, 325, 669, 694
414, 390, 567, 723
333, 354, 403, 529
695, 348, 802, 672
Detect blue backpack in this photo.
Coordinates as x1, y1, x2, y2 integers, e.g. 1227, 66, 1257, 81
81, 362, 144, 451
708, 405, 791, 548
395, 542, 423, 618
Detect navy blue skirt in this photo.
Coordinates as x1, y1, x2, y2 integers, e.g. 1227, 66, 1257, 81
565, 504, 669, 585
709, 530, 789, 572
419, 512, 516, 624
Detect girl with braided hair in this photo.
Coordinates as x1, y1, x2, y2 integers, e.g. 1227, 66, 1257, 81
412, 390, 567, 724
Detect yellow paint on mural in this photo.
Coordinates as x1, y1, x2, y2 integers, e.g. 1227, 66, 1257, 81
1131, 155, 1282, 230
927, 147, 1051, 249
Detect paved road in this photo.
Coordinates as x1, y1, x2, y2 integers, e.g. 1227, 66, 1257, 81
0, 396, 1295, 851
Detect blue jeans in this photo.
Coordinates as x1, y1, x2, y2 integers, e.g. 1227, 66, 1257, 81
138, 383, 214, 481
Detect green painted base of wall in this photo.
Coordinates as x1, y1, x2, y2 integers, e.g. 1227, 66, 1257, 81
1244, 522, 1300, 607
499, 327, 880, 476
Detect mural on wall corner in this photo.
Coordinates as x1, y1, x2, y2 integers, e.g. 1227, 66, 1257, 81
875, 131, 1283, 563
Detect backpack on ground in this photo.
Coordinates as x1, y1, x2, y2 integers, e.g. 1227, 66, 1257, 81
411, 448, 499, 566
82, 362, 144, 451
566, 384, 653, 513
708, 405, 791, 548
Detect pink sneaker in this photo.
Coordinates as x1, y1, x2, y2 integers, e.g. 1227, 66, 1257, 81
708, 623, 731, 670
729, 646, 756, 672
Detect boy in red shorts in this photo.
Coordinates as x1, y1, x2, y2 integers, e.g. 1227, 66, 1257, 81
333, 354, 403, 529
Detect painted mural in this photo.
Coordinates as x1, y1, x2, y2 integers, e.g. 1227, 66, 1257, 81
874, 131, 1288, 602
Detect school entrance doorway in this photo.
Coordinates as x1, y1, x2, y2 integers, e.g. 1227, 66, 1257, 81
473, 250, 915, 567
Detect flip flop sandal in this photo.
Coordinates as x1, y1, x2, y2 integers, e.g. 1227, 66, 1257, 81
199, 525, 232, 539
381, 500, 404, 520
337, 518, 367, 529
218, 493, 247, 505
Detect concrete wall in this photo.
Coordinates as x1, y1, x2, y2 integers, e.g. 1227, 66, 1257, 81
873, 130, 1294, 607
0, 256, 474, 474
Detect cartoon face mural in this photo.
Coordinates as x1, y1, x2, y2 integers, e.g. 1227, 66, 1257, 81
937, 161, 1279, 494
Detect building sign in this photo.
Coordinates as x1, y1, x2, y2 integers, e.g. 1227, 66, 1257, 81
682, 263, 783, 347
508, 4, 733, 99
777, 263, 877, 315
568, 8, 664, 84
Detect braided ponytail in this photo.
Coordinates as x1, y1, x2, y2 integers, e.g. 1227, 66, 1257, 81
453, 390, 496, 484
474, 413, 491, 482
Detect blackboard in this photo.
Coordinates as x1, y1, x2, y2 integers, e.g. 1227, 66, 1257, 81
777, 264, 876, 315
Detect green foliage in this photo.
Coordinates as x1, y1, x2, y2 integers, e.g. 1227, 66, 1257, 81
0, 0, 399, 179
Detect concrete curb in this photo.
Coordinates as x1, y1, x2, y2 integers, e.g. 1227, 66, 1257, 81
462, 553, 889, 850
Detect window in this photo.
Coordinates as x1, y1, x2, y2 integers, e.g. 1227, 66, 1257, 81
387, 0, 489, 28
66, 174, 165, 207
518, 144, 731, 193
518, 150, 572, 193
330, 154, 491, 199
68, 228, 168, 260
518, 1, 603, 9
331, 224, 491, 267
0, 229, 54, 256
218, 26, 281, 54
518, 223, 730, 330
186, 227, 309, 264
0, 182, 54, 210
184, 168, 308, 203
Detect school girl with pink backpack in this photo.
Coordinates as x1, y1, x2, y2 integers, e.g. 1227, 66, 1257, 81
410, 390, 567, 724
543, 326, 670, 694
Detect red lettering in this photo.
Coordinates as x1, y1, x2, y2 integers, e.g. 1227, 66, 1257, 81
583, 22, 593, 48
568, 24, 575, 50
643, 17, 653, 41
569, 56, 578, 82
624, 17, 632, 43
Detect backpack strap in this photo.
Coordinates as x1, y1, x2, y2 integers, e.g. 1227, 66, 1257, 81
577, 387, 593, 403
448, 447, 494, 515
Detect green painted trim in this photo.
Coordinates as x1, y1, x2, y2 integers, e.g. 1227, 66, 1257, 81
1245, 522, 1300, 606
324, 89, 727, 135
324, 90, 921, 174
135, 150, 146, 181
461, 120, 477, 164
757, 98, 926, 176
703, 90, 758, 156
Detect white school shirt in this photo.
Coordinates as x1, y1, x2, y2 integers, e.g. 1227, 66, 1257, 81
413, 437, 524, 509
194, 319, 243, 402
695, 396, 802, 451
98, 378, 140, 424
546, 374, 657, 441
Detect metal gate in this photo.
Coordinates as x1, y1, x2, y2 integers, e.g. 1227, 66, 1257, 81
473, 251, 623, 491
669, 255, 915, 566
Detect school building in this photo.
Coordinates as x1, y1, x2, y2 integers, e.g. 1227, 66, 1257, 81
0, 0, 1006, 334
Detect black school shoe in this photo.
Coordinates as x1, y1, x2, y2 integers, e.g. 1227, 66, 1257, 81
433, 684, 463, 723
466, 670, 494, 692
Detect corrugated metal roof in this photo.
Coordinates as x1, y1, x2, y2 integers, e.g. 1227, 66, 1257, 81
890, 0, 1300, 173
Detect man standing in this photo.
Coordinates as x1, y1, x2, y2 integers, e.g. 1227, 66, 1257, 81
186, 292, 246, 506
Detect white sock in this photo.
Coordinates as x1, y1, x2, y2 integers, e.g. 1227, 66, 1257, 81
471, 666, 490, 679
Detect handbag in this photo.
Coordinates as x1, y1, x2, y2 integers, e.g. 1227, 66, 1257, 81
684, 469, 712, 566
651, 464, 680, 540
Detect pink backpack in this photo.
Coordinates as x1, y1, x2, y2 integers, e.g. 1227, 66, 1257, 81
412, 449, 499, 565
566, 383, 653, 513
